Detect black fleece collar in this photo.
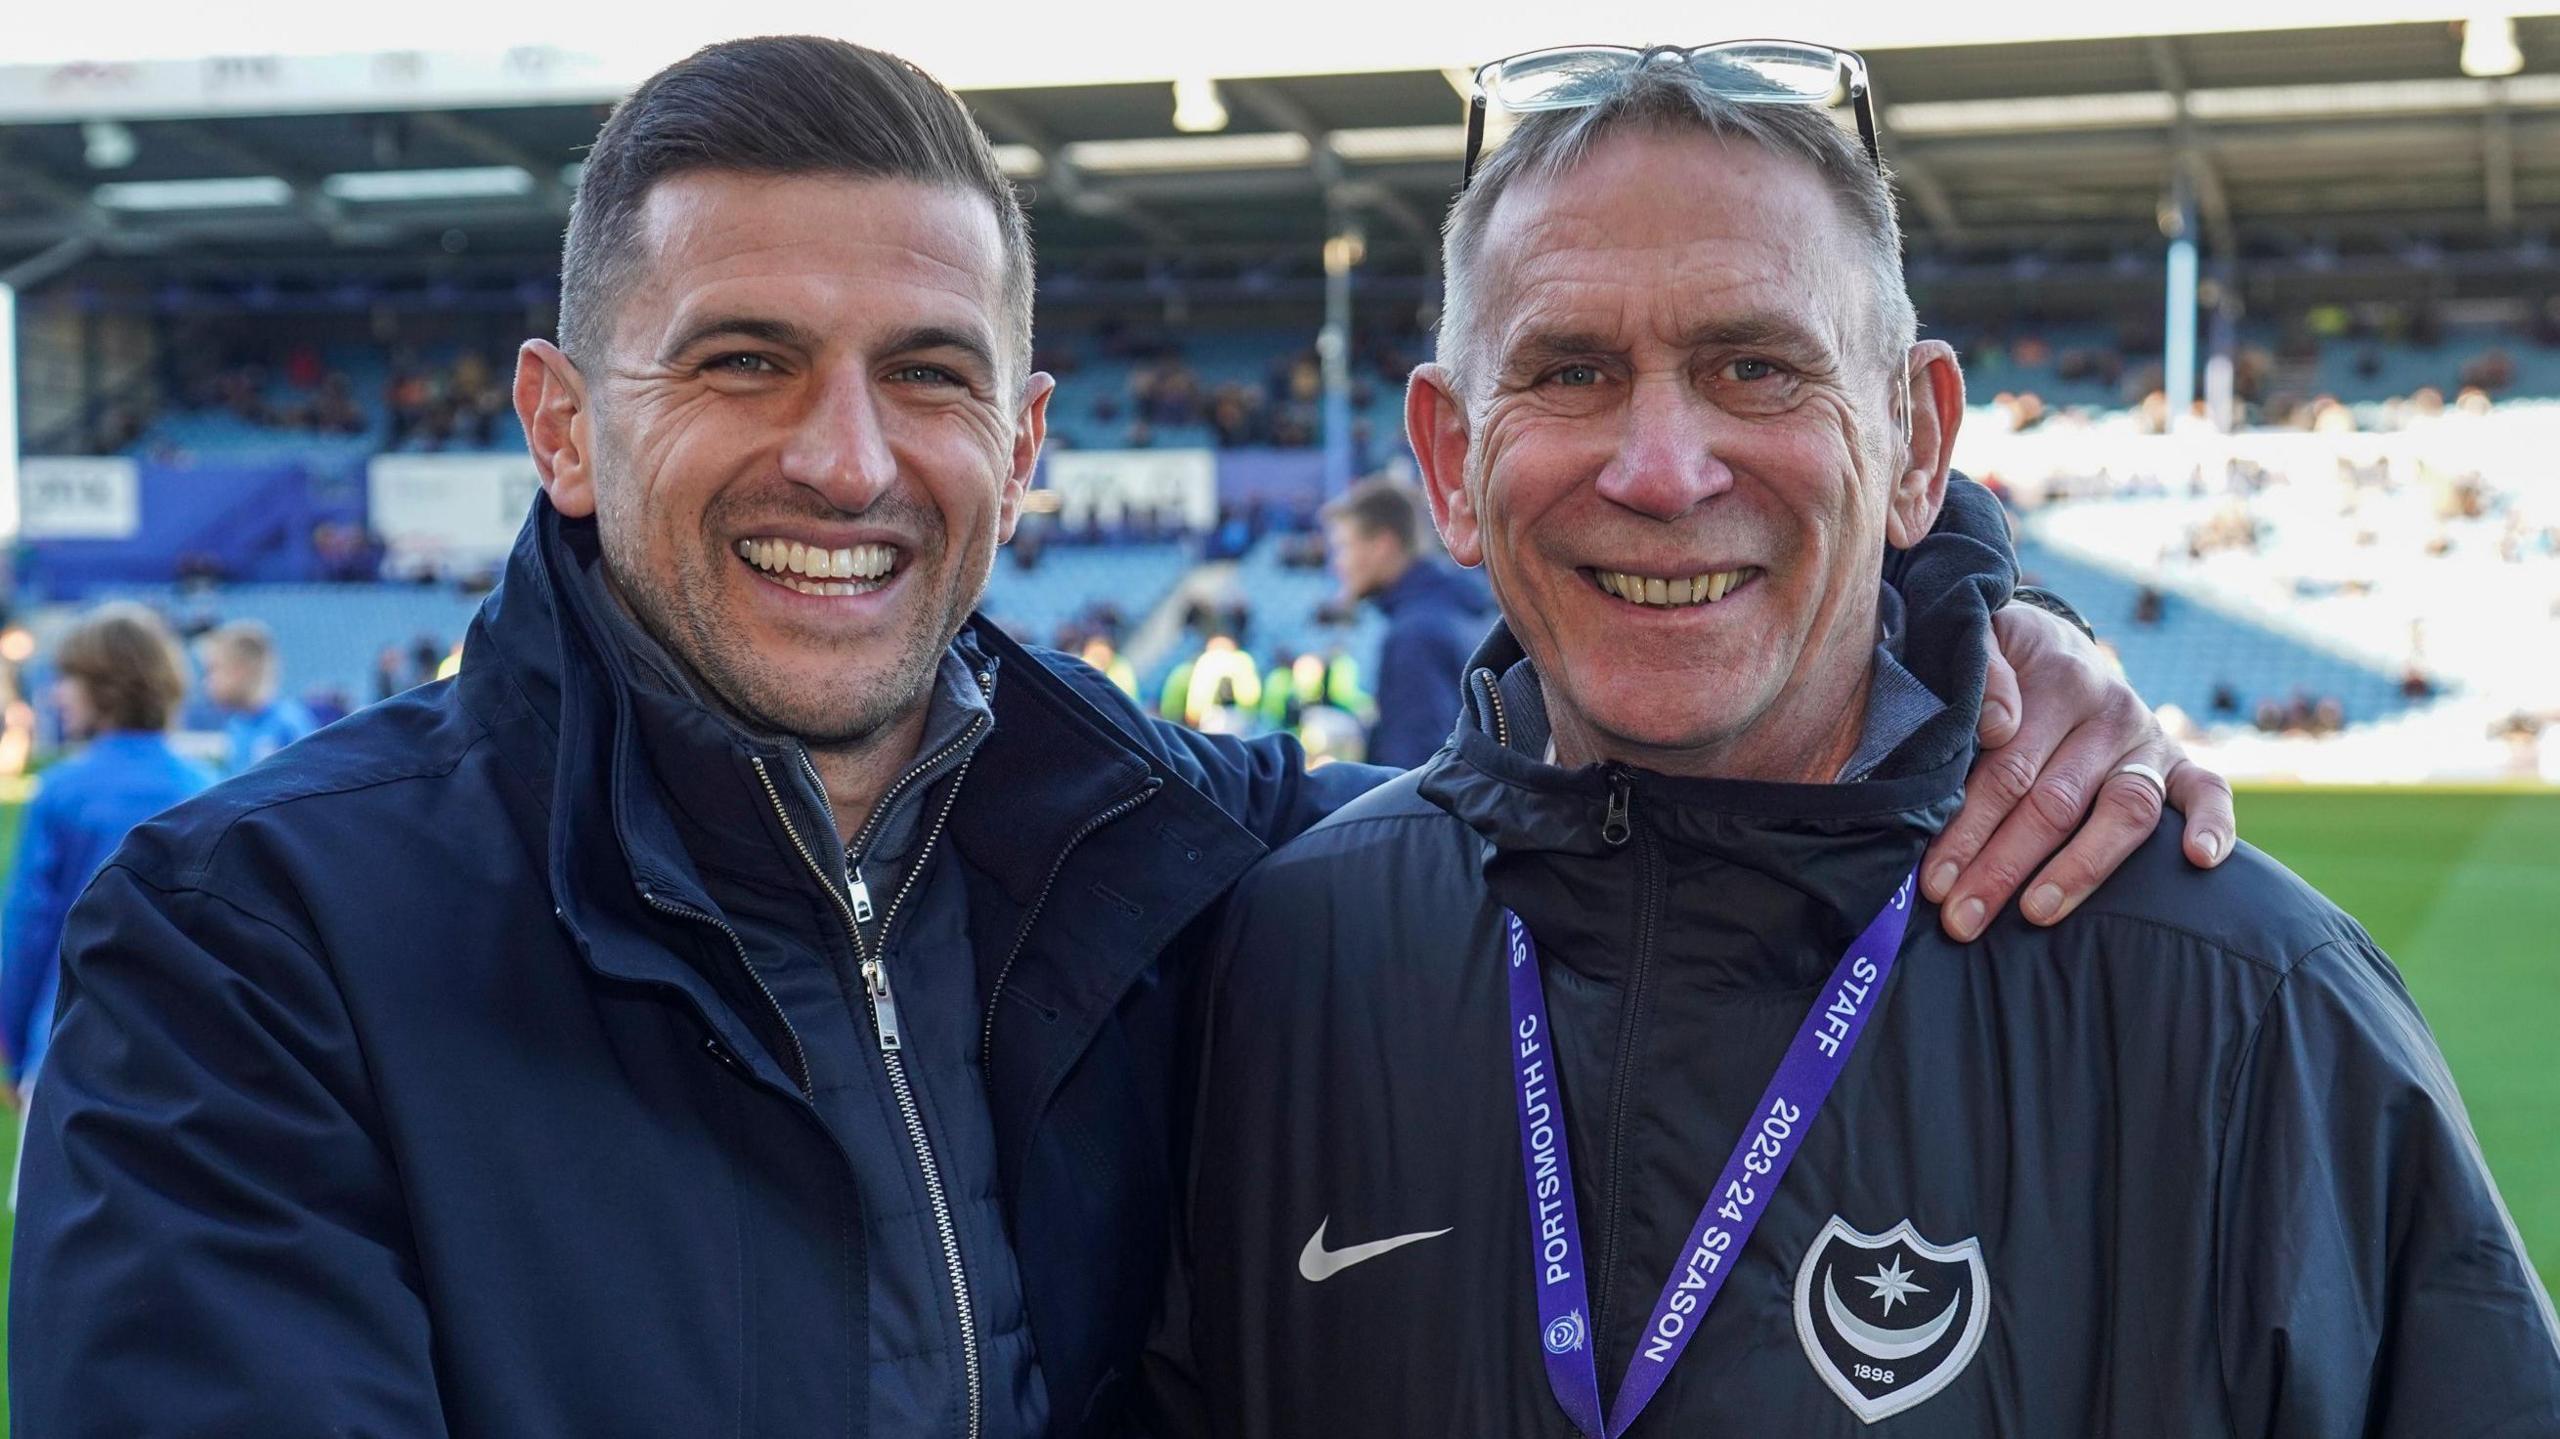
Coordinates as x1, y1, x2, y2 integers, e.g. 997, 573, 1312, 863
1413, 479, 2014, 989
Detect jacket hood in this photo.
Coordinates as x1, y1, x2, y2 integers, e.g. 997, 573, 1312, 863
1413, 478, 2013, 990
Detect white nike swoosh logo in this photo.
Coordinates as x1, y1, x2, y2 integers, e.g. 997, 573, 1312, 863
1298, 1217, 1455, 1282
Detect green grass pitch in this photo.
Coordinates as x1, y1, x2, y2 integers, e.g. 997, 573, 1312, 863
0, 786, 2547, 1427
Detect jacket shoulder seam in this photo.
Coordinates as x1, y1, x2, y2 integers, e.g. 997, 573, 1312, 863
2206, 935, 2373, 1424
177, 731, 494, 890
97, 860, 333, 969
2059, 904, 2334, 980
1287, 804, 1465, 850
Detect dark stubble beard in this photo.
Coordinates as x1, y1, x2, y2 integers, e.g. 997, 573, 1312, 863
601, 483, 990, 754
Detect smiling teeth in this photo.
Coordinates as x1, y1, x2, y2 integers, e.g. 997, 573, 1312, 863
1593, 567, 1756, 607
736, 538, 898, 595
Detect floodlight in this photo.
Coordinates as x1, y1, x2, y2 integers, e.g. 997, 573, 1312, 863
1173, 77, 1229, 133
94, 177, 292, 211
2462, 15, 2524, 78
81, 121, 135, 170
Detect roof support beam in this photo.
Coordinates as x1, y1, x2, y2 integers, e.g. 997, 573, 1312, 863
1, 234, 97, 291
411, 110, 573, 217
0, 137, 113, 239
964, 93, 1185, 247
2484, 81, 2516, 235
158, 123, 349, 239
1219, 78, 1439, 254
1867, 102, 1963, 244
2145, 37, 2237, 255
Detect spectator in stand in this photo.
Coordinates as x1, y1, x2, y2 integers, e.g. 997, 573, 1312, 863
1160, 634, 1264, 731
1080, 636, 1140, 700
1323, 478, 1496, 768
1, 605, 214, 1127
372, 646, 408, 703
410, 636, 448, 690
195, 620, 321, 774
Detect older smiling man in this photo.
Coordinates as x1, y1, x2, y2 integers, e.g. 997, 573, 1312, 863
19, 36, 2243, 1439
1148, 44, 2560, 1439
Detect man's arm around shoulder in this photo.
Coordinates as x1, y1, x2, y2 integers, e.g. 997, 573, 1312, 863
12, 859, 447, 1437
2217, 938, 2560, 1438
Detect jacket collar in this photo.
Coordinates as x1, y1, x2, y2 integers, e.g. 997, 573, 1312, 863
458, 498, 1265, 1091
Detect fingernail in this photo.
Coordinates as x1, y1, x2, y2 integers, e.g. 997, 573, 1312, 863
2025, 883, 2062, 922
1927, 862, 1959, 901
2199, 832, 2222, 863
1981, 700, 2012, 734
1951, 896, 1985, 939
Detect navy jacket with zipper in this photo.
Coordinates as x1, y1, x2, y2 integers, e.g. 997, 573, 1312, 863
10, 498, 1376, 1438
1149, 490, 2560, 1436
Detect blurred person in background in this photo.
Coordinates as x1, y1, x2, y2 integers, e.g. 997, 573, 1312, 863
195, 619, 320, 773
1163, 633, 1264, 731
1, 605, 214, 1127
1079, 633, 1140, 699
1325, 477, 1496, 767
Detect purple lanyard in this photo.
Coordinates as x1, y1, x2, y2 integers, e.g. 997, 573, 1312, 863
1504, 866, 1917, 1438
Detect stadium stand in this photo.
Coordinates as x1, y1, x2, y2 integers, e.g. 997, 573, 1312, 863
977, 541, 1196, 651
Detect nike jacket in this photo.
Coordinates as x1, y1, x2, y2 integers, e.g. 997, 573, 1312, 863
1145, 505, 2560, 1436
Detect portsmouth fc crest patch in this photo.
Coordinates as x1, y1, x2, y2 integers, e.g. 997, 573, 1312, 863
1793, 1216, 1990, 1423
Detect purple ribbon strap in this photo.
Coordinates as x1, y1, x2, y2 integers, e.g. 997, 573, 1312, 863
1505, 866, 1917, 1438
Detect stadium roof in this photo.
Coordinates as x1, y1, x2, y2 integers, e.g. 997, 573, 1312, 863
3, 18, 2557, 298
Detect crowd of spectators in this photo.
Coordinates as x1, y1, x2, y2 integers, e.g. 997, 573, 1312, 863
175, 346, 370, 438
1961, 298, 2560, 442
97, 339, 520, 459
1039, 316, 1426, 453
383, 350, 514, 452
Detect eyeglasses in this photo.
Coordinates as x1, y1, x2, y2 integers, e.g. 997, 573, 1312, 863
1462, 40, 1880, 187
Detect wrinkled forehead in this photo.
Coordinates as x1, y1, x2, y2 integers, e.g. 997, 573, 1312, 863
624, 171, 1011, 348
1475, 129, 1870, 360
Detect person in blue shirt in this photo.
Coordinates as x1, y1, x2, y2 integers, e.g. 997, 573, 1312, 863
195, 619, 318, 773
3, 604, 216, 1103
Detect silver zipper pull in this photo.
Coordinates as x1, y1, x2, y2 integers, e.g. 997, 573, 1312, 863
1602, 771, 1634, 848
862, 958, 904, 1051
848, 866, 875, 924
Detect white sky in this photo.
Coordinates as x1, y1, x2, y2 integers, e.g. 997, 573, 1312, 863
7, 0, 2524, 89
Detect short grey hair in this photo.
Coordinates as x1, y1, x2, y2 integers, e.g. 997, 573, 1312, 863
1437, 57, 1917, 392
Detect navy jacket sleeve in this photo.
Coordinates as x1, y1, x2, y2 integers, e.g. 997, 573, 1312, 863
1042, 650, 1389, 852
2215, 940, 2560, 1437
0, 782, 72, 1078
11, 862, 449, 1437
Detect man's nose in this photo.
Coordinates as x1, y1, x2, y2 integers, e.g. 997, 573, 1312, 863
778, 366, 900, 511
1594, 378, 1735, 520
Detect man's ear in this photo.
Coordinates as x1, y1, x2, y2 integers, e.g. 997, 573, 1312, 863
1407, 362, 1482, 566
996, 371, 1056, 546
1885, 338, 1965, 550
516, 340, 596, 518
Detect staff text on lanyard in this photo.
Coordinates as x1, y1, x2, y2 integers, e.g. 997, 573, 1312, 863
1504, 866, 1918, 1438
